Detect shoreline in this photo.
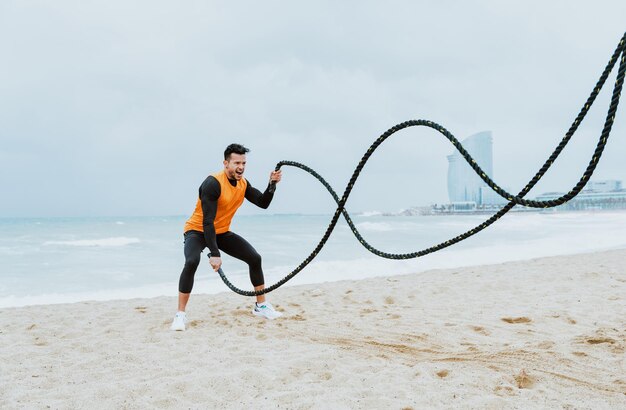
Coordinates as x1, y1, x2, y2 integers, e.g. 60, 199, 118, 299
3, 210, 626, 310
2, 248, 625, 408
2, 245, 626, 310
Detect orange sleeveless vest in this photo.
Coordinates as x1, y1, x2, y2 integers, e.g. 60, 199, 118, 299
184, 171, 247, 234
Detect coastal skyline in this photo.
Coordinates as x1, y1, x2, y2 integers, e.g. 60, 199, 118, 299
1, 1, 625, 217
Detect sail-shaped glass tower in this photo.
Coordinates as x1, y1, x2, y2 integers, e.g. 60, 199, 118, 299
447, 131, 494, 204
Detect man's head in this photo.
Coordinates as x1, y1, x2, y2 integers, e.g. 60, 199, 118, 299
223, 143, 249, 181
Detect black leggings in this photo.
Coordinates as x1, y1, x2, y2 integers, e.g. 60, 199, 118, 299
178, 230, 264, 293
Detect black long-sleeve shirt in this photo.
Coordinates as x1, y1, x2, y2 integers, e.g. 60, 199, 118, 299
200, 176, 274, 256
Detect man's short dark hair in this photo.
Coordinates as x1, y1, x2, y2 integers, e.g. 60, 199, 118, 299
224, 143, 250, 160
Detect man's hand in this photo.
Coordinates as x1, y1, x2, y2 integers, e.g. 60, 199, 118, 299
269, 170, 282, 184
209, 256, 222, 272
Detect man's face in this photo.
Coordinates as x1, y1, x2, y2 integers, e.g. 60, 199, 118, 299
223, 153, 246, 180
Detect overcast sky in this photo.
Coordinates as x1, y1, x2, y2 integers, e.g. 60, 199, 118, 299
1, 1, 625, 217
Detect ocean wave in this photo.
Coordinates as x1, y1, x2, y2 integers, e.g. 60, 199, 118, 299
355, 222, 394, 232
0, 281, 177, 308
43, 237, 140, 247
358, 211, 383, 217
0, 246, 25, 255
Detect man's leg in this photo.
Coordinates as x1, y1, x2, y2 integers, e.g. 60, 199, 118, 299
172, 231, 206, 330
254, 285, 266, 304
177, 231, 207, 310
177, 292, 191, 312
216, 232, 266, 303
216, 232, 282, 318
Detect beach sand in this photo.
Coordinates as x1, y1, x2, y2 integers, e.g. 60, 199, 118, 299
1, 249, 625, 409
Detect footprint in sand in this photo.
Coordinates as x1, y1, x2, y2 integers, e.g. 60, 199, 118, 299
501, 317, 532, 324
384, 296, 395, 305
232, 309, 250, 317
189, 320, 204, 328
494, 385, 516, 396
360, 308, 377, 316
586, 337, 615, 345
550, 314, 576, 324
537, 341, 555, 349
514, 369, 534, 389
578, 329, 623, 353
33, 337, 47, 346
471, 325, 491, 336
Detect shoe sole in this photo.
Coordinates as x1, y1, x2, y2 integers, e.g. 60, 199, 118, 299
170, 320, 187, 331
252, 309, 282, 320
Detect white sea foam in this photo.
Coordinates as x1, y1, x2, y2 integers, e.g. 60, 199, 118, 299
0, 282, 175, 308
359, 211, 383, 217
0, 275, 236, 309
43, 237, 140, 247
355, 222, 394, 232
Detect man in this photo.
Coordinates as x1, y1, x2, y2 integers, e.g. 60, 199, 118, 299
171, 143, 283, 331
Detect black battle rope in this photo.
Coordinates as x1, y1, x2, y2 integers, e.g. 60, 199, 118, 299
215, 33, 626, 296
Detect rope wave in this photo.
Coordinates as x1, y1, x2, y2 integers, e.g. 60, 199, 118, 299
216, 32, 626, 296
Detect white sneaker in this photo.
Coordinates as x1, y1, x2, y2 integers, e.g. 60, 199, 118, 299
170, 311, 188, 331
252, 302, 283, 320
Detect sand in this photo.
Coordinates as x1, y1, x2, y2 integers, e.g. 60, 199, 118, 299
1, 249, 625, 409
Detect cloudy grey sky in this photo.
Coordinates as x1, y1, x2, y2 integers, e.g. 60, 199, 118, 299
1, 1, 625, 217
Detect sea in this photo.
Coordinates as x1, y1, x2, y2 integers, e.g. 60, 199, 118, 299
1, 210, 626, 308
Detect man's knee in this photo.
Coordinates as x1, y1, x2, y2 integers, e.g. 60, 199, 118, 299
184, 255, 201, 270
249, 252, 262, 268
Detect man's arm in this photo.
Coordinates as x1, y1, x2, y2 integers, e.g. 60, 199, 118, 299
244, 181, 274, 209
200, 176, 221, 257
244, 170, 282, 209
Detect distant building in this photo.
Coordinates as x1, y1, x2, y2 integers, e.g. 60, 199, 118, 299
479, 186, 509, 206
447, 131, 507, 206
583, 180, 622, 193
534, 180, 626, 210
434, 131, 626, 215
